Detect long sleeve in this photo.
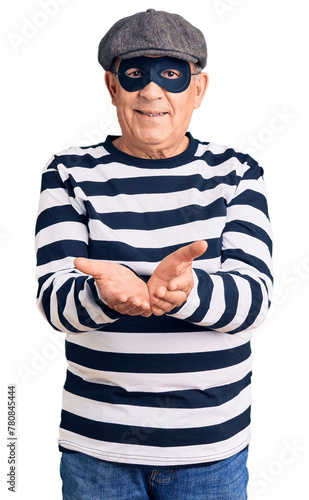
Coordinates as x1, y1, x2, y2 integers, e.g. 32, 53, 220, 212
168, 156, 273, 333
35, 156, 121, 334
36, 139, 273, 336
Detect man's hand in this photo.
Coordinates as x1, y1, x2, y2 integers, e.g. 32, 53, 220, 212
147, 240, 208, 316
74, 258, 151, 317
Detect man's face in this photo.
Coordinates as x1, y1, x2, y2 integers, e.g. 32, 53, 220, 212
105, 56, 208, 157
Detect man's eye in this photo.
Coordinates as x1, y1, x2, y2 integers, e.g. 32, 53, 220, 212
161, 70, 182, 79
125, 69, 144, 78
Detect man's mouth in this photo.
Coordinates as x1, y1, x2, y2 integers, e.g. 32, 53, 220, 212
136, 110, 168, 117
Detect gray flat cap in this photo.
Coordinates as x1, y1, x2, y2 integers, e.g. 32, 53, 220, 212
98, 9, 207, 71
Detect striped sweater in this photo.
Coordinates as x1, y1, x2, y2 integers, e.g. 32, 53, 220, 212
35, 133, 273, 466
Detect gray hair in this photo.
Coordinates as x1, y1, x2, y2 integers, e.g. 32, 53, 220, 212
193, 64, 202, 81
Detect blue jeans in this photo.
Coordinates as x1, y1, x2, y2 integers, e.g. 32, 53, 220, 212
60, 448, 248, 499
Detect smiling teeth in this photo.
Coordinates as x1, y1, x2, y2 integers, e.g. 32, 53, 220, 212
138, 111, 167, 116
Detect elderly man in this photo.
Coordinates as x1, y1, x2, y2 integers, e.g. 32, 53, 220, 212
35, 9, 273, 500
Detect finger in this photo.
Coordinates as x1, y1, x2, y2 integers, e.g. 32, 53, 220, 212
106, 293, 128, 305
175, 240, 208, 264
103, 293, 127, 310
74, 257, 103, 278
151, 298, 184, 316
131, 295, 151, 309
151, 290, 187, 310
114, 296, 150, 315
152, 286, 168, 299
129, 307, 151, 317
126, 304, 151, 316
113, 301, 140, 314
161, 290, 187, 304
141, 310, 152, 318
151, 305, 166, 316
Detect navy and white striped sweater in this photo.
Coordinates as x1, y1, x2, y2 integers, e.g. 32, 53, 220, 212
35, 133, 273, 466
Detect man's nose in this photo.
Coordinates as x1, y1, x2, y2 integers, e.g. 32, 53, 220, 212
139, 80, 164, 99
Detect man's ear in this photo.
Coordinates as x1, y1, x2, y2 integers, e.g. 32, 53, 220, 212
105, 71, 117, 106
193, 72, 209, 110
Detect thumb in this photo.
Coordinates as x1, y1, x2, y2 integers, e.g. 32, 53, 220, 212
176, 240, 208, 263
74, 257, 103, 278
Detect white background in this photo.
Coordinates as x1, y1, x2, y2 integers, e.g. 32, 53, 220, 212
1, 0, 308, 498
